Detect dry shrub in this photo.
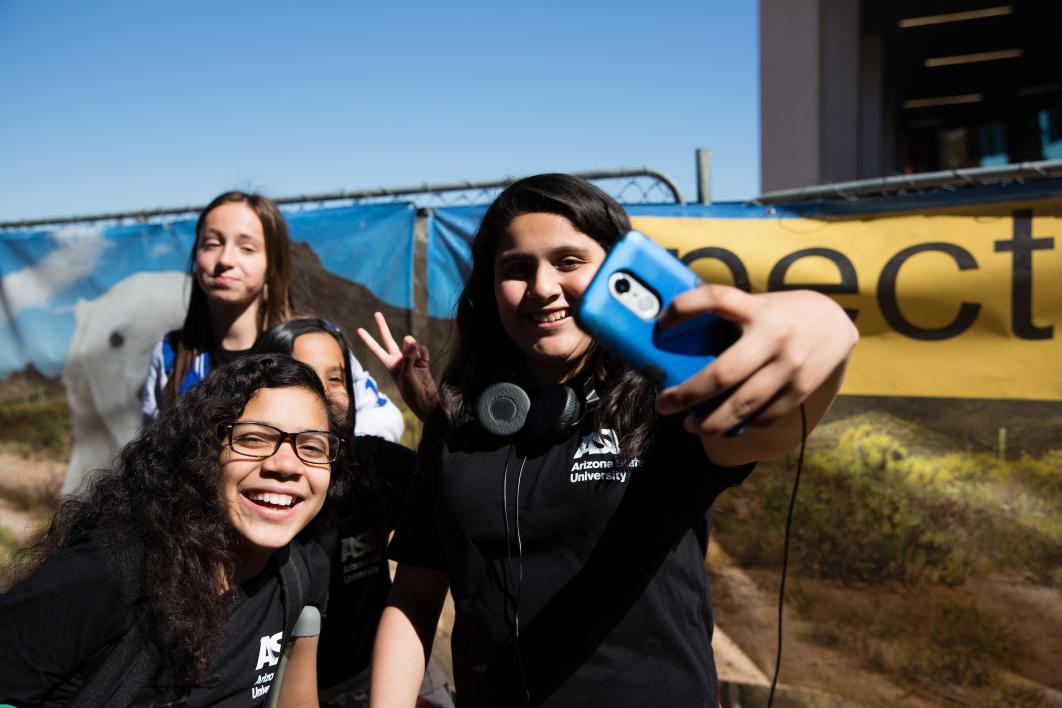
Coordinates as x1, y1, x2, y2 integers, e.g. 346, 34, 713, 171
791, 584, 1027, 689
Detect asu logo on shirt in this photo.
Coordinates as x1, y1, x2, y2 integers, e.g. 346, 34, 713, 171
570, 429, 640, 483
256, 632, 282, 670
250, 631, 282, 699
340, 530, 382, 583
573, 429, 620, 459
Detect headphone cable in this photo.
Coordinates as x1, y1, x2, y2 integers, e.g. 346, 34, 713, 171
766, 402, 806, 708
503, 448, 531, 707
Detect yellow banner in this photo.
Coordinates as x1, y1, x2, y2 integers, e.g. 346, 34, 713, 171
631, 200, 1061, 401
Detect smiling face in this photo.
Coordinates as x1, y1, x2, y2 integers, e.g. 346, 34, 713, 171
218, 385, 331, 576
194, 201, 269, 310
292, 331, 350, 419
494, 212, 607, 384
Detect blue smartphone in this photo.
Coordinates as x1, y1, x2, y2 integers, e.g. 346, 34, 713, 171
575, 230, 739, 413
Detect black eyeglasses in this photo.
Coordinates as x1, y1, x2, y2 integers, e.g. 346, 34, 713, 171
225, 422, 342, 465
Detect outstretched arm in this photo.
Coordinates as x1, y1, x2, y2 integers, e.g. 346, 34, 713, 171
357, 312, 440, 422
655, 286, 858, 467
370, 564, 450, 708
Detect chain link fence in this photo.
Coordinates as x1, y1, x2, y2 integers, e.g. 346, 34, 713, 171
0, 168, 684, 230
755, 158, 1062, 204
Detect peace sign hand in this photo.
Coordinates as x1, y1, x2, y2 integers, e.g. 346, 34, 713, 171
356, 312, 440, 422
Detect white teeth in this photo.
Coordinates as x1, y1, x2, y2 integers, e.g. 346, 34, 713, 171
248, 492, 296, 507
531, 310, 568, 324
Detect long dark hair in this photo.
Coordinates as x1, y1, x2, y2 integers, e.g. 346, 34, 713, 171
439, 173, 658, 456
17, 354, 332, 697
254, 318, 386, 535
163, 191, 295, 408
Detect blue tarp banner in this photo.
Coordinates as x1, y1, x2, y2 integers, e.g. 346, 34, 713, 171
0, 221, 197, 378
286, 202, 415, 310
426, 206, 486, 320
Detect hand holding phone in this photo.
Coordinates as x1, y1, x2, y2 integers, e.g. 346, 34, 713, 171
575, 231, 738, 415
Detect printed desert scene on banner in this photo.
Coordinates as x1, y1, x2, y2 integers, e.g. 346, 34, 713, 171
0, 365, 66, 567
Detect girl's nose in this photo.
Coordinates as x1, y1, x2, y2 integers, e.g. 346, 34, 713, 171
261, 439, 305, 477
529, 263, 561, 300
216, 242, 238, 269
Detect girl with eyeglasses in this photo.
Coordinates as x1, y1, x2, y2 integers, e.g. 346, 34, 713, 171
1, 354, 340, 706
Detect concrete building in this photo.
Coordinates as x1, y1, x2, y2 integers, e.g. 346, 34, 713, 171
760, 0, 1062, 192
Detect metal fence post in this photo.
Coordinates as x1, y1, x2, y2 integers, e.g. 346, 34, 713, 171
696, 148, 712, 204
412, 208, 430, 345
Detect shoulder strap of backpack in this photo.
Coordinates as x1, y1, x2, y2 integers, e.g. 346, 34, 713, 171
277, 542, 311, 641
71, 610, 158, 708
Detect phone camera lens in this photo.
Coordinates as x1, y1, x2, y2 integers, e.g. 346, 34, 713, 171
615, 277, 631, 294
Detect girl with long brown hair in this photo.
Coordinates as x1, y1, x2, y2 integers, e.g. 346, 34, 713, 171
141, 191, 294, 419
140, 191, 404, 441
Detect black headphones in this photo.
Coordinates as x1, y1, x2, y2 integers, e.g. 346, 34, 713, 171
474, 376, 600, 438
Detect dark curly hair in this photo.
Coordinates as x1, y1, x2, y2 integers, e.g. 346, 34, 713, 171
16, 354, 334, 697
438, 173, 658, 457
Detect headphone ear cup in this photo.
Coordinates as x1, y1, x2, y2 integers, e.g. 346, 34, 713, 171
524, 384, 581, 438
475, 382, 532, 437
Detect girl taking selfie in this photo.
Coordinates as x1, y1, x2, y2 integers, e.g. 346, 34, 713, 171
368, 174, 858, 706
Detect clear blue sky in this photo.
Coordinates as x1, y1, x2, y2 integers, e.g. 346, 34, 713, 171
0, 0, 759, 222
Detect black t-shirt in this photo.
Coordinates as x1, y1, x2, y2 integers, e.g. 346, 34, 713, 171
0, 530, 330, 707
211, 345, 254, 368
315, 435, 417, 690
390, 416, 753, 707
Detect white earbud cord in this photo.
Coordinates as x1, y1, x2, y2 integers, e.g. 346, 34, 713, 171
502, 446, 531, 707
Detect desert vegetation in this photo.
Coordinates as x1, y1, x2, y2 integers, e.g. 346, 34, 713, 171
712, 410, 1061, 704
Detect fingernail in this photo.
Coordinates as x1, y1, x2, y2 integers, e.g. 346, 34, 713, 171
683, 415, 700, 434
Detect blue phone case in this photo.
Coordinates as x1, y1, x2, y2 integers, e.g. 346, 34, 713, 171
576, 230, 738, 393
